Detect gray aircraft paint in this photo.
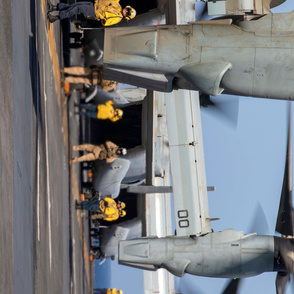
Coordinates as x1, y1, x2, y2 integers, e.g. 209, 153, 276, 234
92, 158, 130, 199
119, 230, 278, 278
103, 12, 294, 100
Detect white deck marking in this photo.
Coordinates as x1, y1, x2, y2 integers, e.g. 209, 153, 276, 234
44, 92, 52, 271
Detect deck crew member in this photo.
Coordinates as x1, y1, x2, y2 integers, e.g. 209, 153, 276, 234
62, 66, 118, 91
94, 288, 123, 294
76, 197, 126, 221
47, 0, 136, 26
71, 140, 127, 163
79, 101, 123, 122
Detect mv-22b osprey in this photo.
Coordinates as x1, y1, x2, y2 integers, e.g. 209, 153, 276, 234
100, 0, 294, 293
103, 0, 293, 100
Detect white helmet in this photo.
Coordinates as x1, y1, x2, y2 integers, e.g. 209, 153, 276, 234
118, 148, 127, 155
124, 6, 136, 20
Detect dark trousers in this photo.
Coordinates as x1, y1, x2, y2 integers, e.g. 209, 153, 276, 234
80, 103, 98, 119
81, 199, 101, 211
57, 2, 96, 20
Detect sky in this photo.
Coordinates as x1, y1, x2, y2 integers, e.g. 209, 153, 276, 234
175, 2, 294, 293
95, 1, 294, 293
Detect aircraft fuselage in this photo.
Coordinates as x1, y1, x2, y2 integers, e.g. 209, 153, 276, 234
104, 11, 294, 100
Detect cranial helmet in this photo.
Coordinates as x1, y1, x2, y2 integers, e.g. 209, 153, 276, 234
117, 109, 123, 117
118, 147, 127, 155
124, 6, 136, 20
119, 201, 126, 209
120, 210, 126, 217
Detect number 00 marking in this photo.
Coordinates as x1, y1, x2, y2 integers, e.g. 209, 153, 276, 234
178, 210, 188, 218
178, 210, 189, 228
179, 219, 189, 228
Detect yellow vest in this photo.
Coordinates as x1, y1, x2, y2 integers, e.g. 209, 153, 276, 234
100, 198, 120, 221
97, 101, 120, 122
94, 0, 123, 26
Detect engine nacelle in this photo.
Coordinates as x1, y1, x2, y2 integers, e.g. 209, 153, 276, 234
119, 229, 286, 278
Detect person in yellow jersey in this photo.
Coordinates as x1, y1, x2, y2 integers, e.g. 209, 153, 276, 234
75, 197, 126, 222
94, 2, 136, 26
107, 289, 123, 294
79, 101, 123, 122
97, 288, 122, 294
92, 198, 126, 221
91, 207, 126, 221
47, 0, 136, 26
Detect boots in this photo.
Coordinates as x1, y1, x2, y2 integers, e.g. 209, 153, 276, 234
48, 13, 59, 23
75, 200, 82, 209
70, 157, 78, 164
47, 0, 58, 12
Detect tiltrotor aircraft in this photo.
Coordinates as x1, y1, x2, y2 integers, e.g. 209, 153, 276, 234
95, 0, 294, 293
103, 0, 294, 101
119, 104, 294, 294
78, 0, 293, 292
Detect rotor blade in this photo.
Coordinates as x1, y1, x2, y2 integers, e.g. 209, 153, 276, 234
270, 0, 286, 9
247, 202, 269, 235
222, 278, 241, 294
177, 277, 204, 294
276, 271, 290, 294
275, 106, 294, 237
195, 1, 208, 21
202, 95, 239, 129
280, 239, 294, 275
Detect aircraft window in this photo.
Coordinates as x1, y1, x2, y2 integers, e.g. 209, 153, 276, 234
178, 210, 188, 218
179, 220, 189, 228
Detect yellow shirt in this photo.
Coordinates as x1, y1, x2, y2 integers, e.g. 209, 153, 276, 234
99, 197, 120, 221
94, 0, 123, 26
103, 212, 119, 221
105, 288, 122, 294
97, 101, 120, 122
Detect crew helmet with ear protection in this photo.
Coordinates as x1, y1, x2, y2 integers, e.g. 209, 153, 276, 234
120, 210, 126, 217
118, 147, 127, 155
124, 6, 136, 20
117, 109, 123, 117
118, 201, 126, 209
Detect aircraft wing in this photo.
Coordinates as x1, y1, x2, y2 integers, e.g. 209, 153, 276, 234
164, 0, 212, 236
142, 1, 208, 293
165, 90, 212, 236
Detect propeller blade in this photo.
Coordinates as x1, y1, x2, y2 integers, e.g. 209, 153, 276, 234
274, 237, 294, 294
202, 95, 239, 129
276, 271, 290, 294
195, 1, 208, 22
275, 106, 294, 237
247, 202, 269, 235
222, 278, 241, 294
270, 0, 286, 9
177, 277, 204, 294
278, 238, 294, 275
